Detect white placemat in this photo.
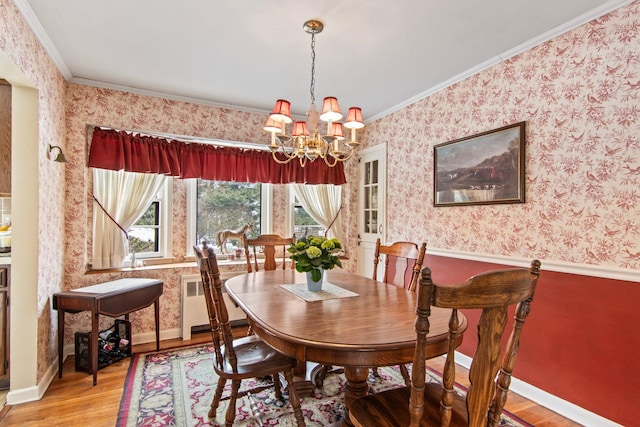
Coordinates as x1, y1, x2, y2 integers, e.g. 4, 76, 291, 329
280, 282, 359, 302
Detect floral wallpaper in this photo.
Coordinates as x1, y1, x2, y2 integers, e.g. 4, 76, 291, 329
1, 0, 67, 382
2, 0, 639, 406
365, 2, 640, 272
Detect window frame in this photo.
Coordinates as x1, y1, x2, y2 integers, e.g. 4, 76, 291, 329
128, 199, 161, 258
128, 180, 173, 260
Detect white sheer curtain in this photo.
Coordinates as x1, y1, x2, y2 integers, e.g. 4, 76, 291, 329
292, 184, 345, 247
92, 169, 167, 269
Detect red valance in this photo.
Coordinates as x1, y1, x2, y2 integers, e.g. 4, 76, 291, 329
88, 128, 347, 185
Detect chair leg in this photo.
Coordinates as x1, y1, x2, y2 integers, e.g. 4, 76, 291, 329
225, 379, 241, 427
371, 367, 381, 378
399, 364, 411, 387
272, 372, 283, 400
311, 364, 344, 388
209, 377, 226, 418
282, 369, 306, 427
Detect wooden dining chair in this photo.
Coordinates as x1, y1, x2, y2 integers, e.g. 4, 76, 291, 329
194, 242, 305, 427
349, 259, 541, 427
373, 238, 427, 291
244, 233, 295, 272
372, 238, 427, 384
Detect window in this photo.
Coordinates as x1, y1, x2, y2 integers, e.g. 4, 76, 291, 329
293, 196, 325, 238
286, 184, 344, 246
91, 169, 172, 269
127, 182, 172, 261
186, 180, 272, 254
128, 201, 160, 257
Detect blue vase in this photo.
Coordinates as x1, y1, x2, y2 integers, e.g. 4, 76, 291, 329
306, 268, 324, 291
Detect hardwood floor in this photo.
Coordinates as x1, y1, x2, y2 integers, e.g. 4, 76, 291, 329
0, 329, 582, 427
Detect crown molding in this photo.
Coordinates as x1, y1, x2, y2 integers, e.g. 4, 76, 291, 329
13, 0, 636, 123
367, 0, 637, 123
11, 0, 72, 80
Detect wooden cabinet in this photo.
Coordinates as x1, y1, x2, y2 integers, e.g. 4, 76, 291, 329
0, 80, 10, 196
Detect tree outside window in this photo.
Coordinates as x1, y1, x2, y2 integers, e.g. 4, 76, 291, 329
196, 180, 261, 252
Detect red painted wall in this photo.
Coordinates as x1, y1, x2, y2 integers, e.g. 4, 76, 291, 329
425, 254, 639, 427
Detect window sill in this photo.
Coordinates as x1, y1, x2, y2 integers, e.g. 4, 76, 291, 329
85, 258, 251, 274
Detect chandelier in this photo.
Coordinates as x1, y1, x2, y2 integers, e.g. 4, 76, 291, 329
264, 19, 364, 167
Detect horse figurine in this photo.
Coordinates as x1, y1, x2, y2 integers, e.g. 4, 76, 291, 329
216, 222, 253, 254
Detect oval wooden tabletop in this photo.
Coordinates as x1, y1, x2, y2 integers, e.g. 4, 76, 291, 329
225, 269, 466, 366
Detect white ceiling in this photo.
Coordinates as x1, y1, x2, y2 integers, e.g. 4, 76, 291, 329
16, 0, 630, 121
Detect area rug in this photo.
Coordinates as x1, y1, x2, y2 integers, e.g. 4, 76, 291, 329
117, 344, 532, 427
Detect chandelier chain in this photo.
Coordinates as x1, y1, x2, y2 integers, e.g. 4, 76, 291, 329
309, 33, 316, 105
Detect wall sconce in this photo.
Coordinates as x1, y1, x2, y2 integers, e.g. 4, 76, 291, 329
48, 144, 68, 163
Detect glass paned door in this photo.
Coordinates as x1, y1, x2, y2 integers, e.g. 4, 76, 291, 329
357, 144, 386, 277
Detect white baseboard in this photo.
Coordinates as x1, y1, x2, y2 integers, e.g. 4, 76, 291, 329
6, 354, 58, 405
454, 352, 622, 427
7, 328, 184, 405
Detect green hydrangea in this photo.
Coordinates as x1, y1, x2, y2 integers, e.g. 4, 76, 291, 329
305, 246, 322, 259
287, 235, 343, 274
321, 239, 335, 250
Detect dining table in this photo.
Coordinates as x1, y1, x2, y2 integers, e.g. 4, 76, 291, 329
225, 268, 468, 426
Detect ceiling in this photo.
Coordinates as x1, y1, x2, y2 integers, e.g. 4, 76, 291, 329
16, 0, 628, 122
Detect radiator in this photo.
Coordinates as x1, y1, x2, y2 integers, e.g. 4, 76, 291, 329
180, 273, 247, 340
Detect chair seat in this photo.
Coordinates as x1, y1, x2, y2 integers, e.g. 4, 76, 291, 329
216, 335, 298, 378
350, 381, 471, 427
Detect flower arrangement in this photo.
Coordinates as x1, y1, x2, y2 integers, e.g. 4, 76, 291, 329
287, 236, 343, 282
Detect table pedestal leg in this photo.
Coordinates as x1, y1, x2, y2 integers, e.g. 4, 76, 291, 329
341, 366, 369, 427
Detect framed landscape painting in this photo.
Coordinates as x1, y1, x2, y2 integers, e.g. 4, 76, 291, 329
434, 122, 526, 207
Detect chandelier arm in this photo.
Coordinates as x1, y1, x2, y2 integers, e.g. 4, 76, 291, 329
324, 153, 339, 167
271, 151, 297, 164
281, 146, 300, 159
339, 149, 356, 162
328, 147, 356, 163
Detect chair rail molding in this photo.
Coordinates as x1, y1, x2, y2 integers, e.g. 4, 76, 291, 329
427, 247, 639, 283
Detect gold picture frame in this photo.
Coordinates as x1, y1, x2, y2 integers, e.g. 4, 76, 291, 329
434, 122, 526, 206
